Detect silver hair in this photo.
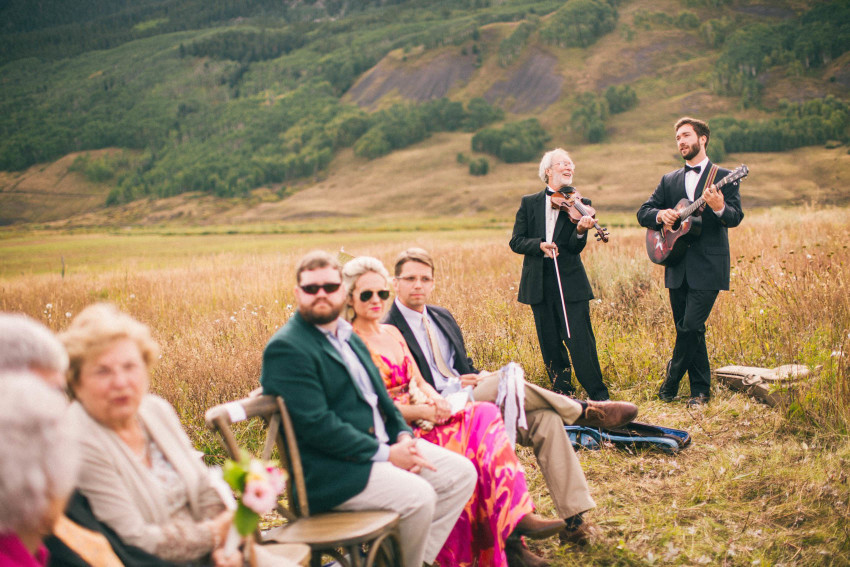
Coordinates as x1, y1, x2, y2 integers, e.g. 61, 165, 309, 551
341, 256, 391, 322
0, 372, 78, 533
537, 147, 572, 184
0, 313, 69, 374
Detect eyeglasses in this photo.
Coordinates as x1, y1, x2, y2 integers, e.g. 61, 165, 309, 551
396, 275, 434, 284
359, 289, 390, 302
299, 282, 342, 295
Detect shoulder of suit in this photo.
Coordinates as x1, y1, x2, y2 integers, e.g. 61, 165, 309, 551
427, 304, 454, 319
521, 190, 545, 202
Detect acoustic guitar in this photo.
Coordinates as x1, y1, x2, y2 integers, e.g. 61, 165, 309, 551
645, 164, 748, 266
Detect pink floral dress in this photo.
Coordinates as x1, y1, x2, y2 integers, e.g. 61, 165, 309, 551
371, 349, 533, 567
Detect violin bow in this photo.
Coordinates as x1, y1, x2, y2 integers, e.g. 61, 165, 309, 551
548, 243, 571, 339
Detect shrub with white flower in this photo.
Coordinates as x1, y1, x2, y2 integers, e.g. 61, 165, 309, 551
222, 452, 287, 536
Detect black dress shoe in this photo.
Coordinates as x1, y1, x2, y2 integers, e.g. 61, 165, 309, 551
686, 393, 710, 407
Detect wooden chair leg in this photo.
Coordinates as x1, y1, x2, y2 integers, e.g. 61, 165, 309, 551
363, 531, 401, 567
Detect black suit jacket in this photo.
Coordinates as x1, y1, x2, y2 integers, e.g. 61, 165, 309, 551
384, 302, 477, 389
637, 162, 744, 291
509, 189, 594, 305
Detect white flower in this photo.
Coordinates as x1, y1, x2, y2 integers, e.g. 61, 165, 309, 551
46, 303, 53, 309
65, 312, 72, 318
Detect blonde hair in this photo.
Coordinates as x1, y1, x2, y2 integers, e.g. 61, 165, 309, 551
341, 256, 390, 322
59, 303, 159, 395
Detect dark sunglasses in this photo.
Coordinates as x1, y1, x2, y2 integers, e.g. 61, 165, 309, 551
359, 289, 390, 302
300, 283, 342, 295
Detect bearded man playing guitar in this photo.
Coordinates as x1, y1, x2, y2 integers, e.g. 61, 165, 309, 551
637, 117, 744, 406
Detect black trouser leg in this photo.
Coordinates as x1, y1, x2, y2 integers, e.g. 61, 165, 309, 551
564, 299, 610, 401
531, 262, 574, 395
531, 298, 573, 395
667, 282, 718, 398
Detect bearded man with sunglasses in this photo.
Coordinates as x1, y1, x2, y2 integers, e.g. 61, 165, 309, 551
260, 250, 475, 567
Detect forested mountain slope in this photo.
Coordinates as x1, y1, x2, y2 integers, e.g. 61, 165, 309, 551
1, 0, 848, 226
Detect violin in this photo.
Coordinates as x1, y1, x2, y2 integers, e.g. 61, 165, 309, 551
550, 186, 610, 243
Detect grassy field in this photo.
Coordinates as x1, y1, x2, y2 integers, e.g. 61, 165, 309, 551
1, 207, 848, 565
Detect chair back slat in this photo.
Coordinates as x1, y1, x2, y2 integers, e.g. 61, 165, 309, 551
274, 397, 311, 518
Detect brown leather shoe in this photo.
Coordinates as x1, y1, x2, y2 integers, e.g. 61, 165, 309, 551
573, 400, 638, 429
559, 521, 598, 546
505, 538, 550, 567
512, 513, 566, 540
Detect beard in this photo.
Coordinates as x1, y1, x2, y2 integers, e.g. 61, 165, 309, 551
299, 298, 343, 325
681, 140, 701, 161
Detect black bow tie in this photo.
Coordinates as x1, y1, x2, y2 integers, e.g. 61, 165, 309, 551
545, 188, 554, 196
684, 164, 702, 174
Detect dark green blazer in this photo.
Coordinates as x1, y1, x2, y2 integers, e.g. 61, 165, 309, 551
261, 312, 412, 513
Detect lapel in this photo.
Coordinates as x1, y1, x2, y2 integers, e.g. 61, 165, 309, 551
349, 334, 385, 394
429, 307, 465, 371
694, 160, 714, 199
675, 168, 688, 201
294, 313, 368, 404
533, 189, 547, 239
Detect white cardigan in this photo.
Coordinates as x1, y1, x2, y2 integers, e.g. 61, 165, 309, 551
69, 395, 225, 558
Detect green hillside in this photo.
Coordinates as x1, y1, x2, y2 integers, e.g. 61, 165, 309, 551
1, 0, 849, 226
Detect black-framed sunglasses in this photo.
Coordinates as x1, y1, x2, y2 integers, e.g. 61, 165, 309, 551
300, 283, 342, 295
359, 289, 390, 302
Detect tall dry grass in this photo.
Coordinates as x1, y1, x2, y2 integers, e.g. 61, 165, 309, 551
1, 208, 848, 564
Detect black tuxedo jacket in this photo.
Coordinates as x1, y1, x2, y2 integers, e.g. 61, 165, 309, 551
637, 162, 744, 291
509, 189, 594, 305
384, 302, 477, 389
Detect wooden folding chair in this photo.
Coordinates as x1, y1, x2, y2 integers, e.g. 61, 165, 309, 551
205, 393, 401, 567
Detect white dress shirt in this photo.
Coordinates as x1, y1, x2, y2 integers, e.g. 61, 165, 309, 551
319, 319, 390, 461
394, 299, 457, 392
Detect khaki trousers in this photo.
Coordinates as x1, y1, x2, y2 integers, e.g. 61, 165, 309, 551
334, 439, 476, 567
473, 374, 596, 519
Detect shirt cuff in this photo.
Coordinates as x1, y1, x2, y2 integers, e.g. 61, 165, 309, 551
576, 232, 586, 239
713, 205, 725, 217
372, 443, 390, 462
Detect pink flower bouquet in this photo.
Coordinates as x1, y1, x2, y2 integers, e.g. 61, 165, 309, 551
222, 452, 287, 536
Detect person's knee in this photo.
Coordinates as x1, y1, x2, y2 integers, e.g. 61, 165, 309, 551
402, 475, 437, 520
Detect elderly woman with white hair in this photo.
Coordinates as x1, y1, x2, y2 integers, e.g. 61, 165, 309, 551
0, 373, 78, 566
0, 313, 69, 389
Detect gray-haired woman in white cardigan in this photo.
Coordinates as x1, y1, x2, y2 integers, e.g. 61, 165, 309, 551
60, 303, 240, 567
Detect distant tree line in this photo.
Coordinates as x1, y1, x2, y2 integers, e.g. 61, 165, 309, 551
471, 119, 549, 162
498, 19, 536, 67
180, 29, 308, 63
711, 96, 849, 154
714, 0, 850, 106
632, 10, 700, 30
539, 0, 619, 48
103, 93, 505, 204
569, 85, 638, 143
